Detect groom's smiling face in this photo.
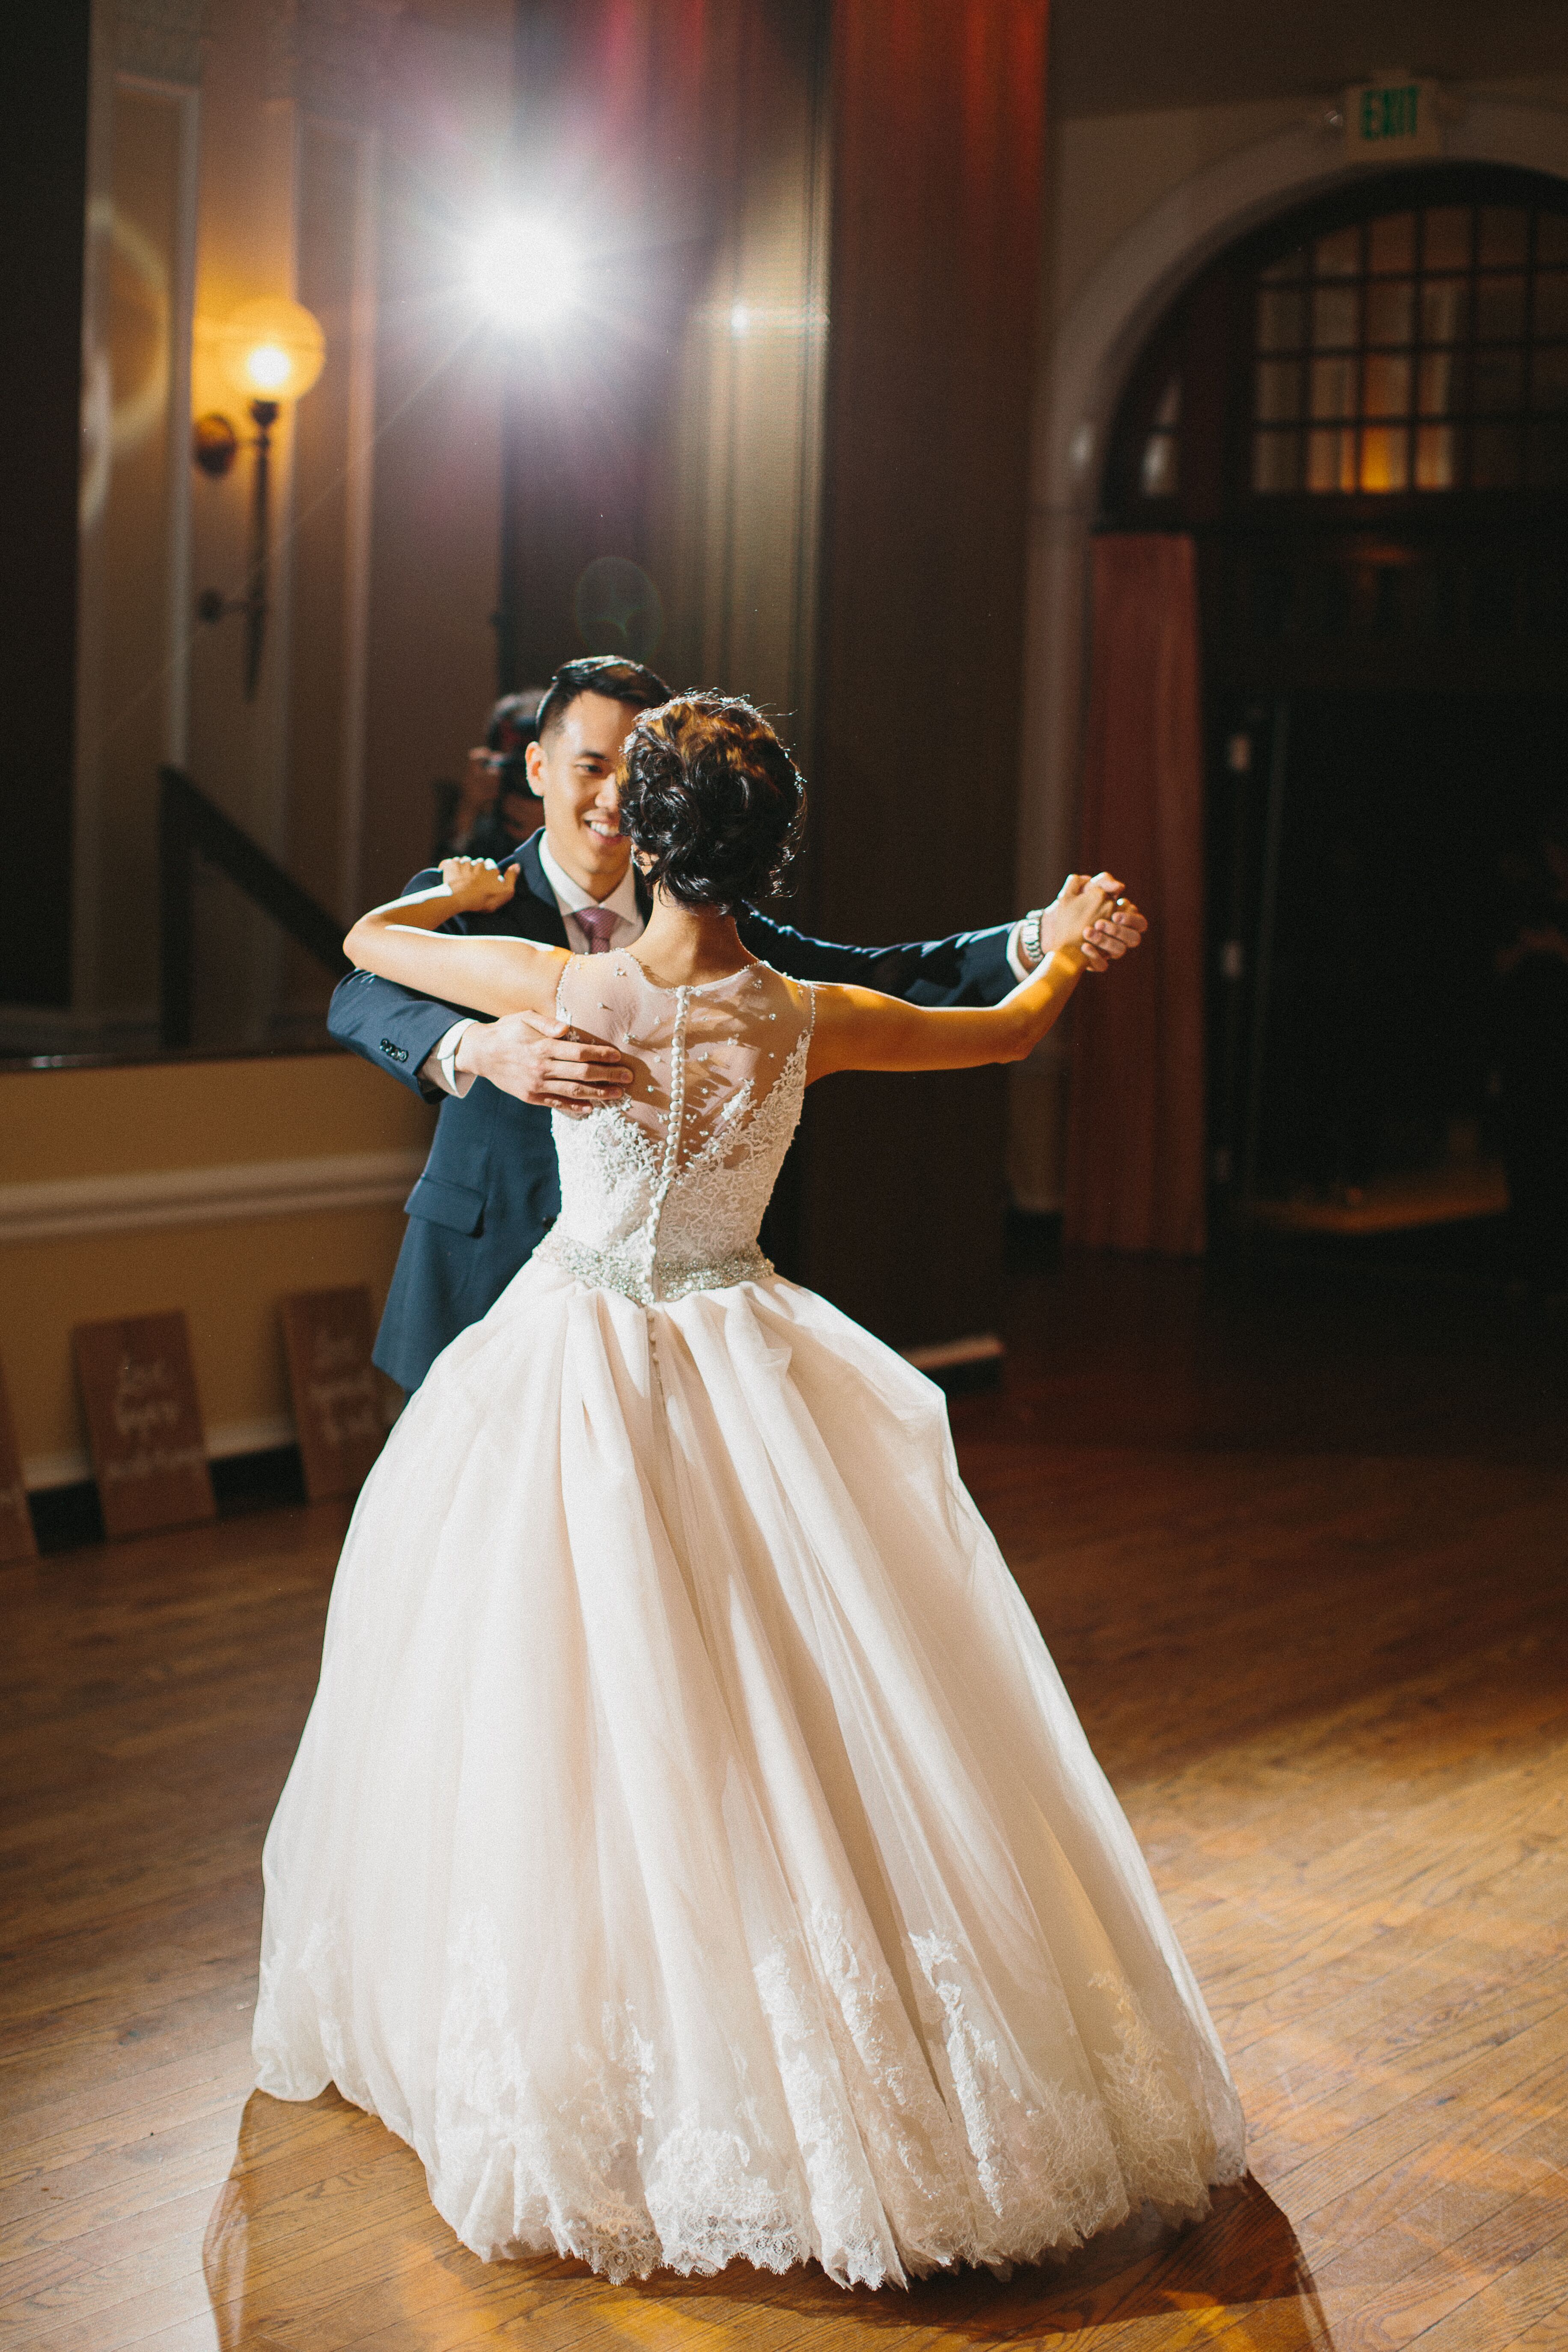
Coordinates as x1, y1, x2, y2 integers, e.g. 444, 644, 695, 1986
524, 692, 642, 899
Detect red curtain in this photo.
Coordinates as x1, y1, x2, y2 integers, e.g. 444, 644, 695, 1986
1064, 533, 1207, 1256
803, 0, 1050, 1345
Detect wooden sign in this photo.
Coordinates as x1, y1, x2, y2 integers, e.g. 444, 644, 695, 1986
280, 1287, 385, 1501
0, 1358, 37, 1562
73, 1313, 216, 1541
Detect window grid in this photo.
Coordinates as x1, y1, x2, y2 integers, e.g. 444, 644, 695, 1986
1247, 202, 1568, 498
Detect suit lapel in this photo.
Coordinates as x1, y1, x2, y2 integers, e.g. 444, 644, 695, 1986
508, 829, 569, 949
509, 828, 649, 940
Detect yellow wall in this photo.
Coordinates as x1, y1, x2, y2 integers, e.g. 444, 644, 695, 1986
0, 1054, 433, 1480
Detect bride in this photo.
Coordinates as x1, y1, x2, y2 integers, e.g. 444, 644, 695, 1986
253, 692, 1244, 2288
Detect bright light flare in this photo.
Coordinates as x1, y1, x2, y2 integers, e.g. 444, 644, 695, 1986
470, 218, 582, 328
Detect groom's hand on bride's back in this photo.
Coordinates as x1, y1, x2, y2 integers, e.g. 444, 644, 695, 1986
453, 1012, 634, 1116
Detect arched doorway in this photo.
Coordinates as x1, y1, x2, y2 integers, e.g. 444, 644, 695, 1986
1102, 161, 1568, 1250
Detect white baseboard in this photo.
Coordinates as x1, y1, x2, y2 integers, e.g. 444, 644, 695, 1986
0, 1002, 161, 1057
21, 1449, 93, 1492
208, 1414, 297, 1459
23, 1413, 298, 1494
0, 1148, 427, 1245
900, 1332, 1005, 1372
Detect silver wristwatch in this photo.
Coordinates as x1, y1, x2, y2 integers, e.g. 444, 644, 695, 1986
1019, 909, 1045, 968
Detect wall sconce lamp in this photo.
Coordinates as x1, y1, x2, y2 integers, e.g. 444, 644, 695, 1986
193, 298, 326, 699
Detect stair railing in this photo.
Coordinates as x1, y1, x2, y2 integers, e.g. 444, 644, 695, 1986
158, 766, 350, 1049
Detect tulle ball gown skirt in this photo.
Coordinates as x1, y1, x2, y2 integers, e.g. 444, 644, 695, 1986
253, 1258, 1244, 2287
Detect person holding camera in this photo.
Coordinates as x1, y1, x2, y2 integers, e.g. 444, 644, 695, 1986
439, 691, 546, 862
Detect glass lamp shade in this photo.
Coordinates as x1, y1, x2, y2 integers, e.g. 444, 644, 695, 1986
218, 298, 326, 403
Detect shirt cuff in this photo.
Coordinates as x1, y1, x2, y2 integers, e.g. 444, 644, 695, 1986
422, 1018, 478, 1098
1006, 920, 1034, 983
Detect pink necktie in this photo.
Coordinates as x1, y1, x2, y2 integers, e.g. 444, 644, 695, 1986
576, 907, 618, 954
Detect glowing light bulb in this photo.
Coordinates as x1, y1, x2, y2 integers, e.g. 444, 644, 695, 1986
217, 298, 326, 403
244, 343, 293, 394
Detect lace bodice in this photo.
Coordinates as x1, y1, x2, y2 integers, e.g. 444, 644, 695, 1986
537, 954, 814, 1304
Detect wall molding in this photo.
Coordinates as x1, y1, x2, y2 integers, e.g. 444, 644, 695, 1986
0, 1147, 427, 1246
116, 0, 204, 87
268, 0, 401, 128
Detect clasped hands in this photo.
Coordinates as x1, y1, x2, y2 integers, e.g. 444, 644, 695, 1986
1047, 874, 1144, 971
440, 858, 1147, 1116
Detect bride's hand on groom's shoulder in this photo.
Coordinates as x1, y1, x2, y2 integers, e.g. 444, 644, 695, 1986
1038, 871, 1147, 972
438, 856, 519, 913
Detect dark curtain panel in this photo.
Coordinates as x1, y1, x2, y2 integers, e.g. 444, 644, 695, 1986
0, 5, 91, 1006
1065, 533, 1207, 1256
796, 0, 1049, 1346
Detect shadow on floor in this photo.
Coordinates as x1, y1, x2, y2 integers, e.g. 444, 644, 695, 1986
640, 2171, 1335, 2343
204, 2090, 1335, 2348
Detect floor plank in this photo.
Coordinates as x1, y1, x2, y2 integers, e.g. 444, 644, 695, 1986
2, 1250, 1564, 2348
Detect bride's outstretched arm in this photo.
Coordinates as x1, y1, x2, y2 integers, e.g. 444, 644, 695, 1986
343, 859, 567, 1018
807, 873, 1129, 1079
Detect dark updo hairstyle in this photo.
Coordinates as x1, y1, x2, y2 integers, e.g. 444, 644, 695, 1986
618, 693, 805, 913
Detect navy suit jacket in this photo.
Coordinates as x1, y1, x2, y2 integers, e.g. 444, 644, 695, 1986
329, 829, 1017, 1390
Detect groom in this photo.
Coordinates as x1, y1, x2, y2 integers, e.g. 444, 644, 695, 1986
333, 655, 1144, 1391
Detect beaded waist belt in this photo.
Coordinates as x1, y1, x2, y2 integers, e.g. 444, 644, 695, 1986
536, 1230, 774, 1306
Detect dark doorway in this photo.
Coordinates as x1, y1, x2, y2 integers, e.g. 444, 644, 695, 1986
1103, 164, 1568, 1264
1237, 693, 1566, 1204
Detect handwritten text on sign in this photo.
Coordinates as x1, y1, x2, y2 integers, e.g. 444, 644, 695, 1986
280, 1287, 386, 1501
73, 1313, 216, 1539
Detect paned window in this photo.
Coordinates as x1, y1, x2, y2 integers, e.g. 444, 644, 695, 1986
1250, 202, 1568, 495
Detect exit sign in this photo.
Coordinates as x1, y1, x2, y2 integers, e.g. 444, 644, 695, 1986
1345, 78, 1443, 159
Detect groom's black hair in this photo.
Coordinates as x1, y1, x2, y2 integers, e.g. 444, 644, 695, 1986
536, 655, 670, 741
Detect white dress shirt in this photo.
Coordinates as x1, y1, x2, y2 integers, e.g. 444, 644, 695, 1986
422, 836, 646, 1099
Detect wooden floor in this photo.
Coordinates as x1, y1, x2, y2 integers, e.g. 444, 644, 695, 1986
3, 1251, 1566, 2351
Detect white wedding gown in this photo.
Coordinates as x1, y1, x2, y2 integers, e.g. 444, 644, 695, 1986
254, 953, 1244, 2287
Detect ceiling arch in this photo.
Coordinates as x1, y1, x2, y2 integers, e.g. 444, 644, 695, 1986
1041, 101, 1568, 521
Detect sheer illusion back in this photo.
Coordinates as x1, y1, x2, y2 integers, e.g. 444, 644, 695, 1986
539, 954, 814, 1304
